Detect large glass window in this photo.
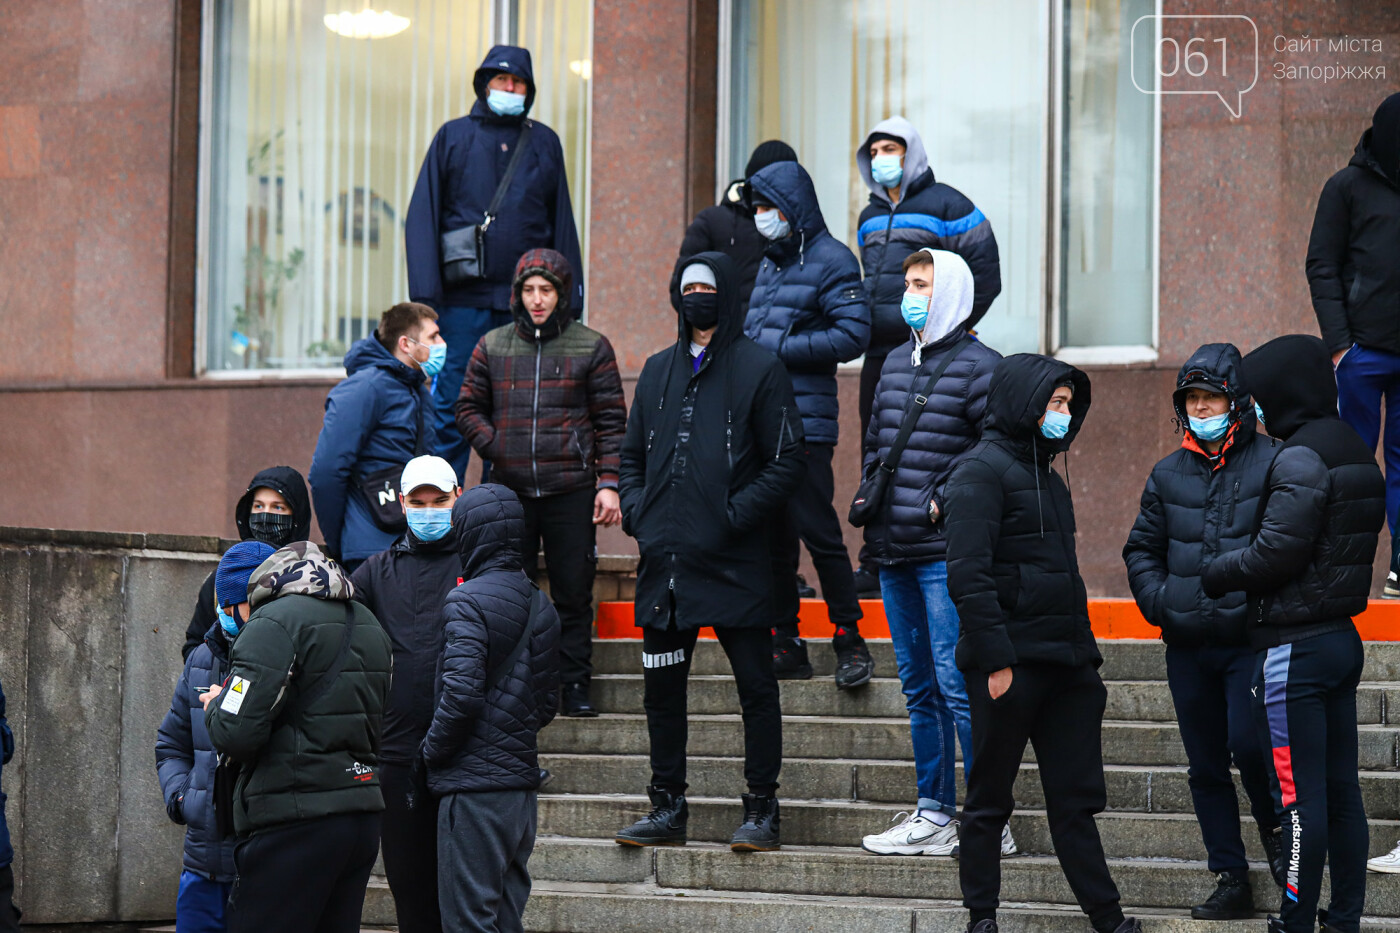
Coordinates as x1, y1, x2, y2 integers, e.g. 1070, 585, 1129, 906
201, 0, 592, 374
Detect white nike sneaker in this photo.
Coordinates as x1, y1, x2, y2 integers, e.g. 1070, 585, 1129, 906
1368, 840, 1400, 872
861, 811, 959, 856
1001, 822, 1019, 857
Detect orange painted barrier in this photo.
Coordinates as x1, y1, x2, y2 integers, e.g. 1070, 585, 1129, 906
595, 596, 1400, 641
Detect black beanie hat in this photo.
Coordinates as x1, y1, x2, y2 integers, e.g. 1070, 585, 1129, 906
745, 140, 797, 180
868, 131, 907, 148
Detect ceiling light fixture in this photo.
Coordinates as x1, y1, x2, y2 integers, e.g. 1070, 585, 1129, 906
324, 9, 411, 40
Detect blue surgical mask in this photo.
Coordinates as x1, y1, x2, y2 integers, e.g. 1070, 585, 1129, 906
486, 88, 526, 116
406, 507, 453, 542
421, 342, 447, 377
218, 606, 240, 639
1188, 412, 1231, 442
1254, 402, 1266, 428
871, 153, 904, 188
754, 209, 790, 240
901, 292, 930, 330
1040, 409, 1071, 440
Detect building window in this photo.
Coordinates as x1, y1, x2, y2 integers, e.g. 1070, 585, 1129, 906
199, 0, 592, 375
725, 0, 1157, 358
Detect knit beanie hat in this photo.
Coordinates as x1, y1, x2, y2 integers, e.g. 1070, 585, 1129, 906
868, 131, 907, 148
216, 541, 277, 608
680, 262, 717, 290
745, 139, 797, 180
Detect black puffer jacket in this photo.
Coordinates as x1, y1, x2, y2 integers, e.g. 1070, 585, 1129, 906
944, 354, 1100, 673
1123, 344, 1277, 647
1306, 93, 1400, 355
679, 180, 769, 310
1203, 335, 1385, 648
619, 252, 805, 631
422, 485, 560, 794
183, 466, 313, 659
350, 531, 461, 765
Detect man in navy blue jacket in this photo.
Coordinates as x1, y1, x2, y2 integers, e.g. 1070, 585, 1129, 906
405, 45, 585, 481
745, 160, 872, 688
0, 675, 16, 933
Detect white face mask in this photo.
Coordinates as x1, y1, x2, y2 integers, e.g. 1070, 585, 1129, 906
754, 209, 790, 240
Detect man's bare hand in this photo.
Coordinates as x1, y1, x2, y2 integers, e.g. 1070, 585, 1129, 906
988, 667, 1013, 700
200, 683, 224, 710
593, 488, 622, 526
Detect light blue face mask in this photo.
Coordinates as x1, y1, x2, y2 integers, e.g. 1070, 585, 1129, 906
1254, 402, 1266, 428
486, 88, 526, 116
901, 291, 930, 330
1040, 409, 1071, 440
754, 209, 790, 240
409, 338, 447, 377
218, 606, 240, 639
871, 153, 904, 188
1188, 412, 1231, 442
406, 507, 454, 542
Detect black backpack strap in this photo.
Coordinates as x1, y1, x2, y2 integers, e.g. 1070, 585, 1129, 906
279, 601, 357, 722
880, 336, 969, 476
481, 122, 533, 231
483, 587, 547, 696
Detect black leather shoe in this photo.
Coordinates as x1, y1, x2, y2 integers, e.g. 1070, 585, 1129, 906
796, 574, 817, 598
853, 567, 882, 599
730, 794, 781, 851
561, 682, 598, 718
1259, 825, 1287, 888
966, 921, 998, 933
772, 633, 813, 680
615, 785, 688, 846
1190, 871, 1253, 920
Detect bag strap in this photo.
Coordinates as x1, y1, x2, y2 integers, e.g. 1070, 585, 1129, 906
279, 601, 357, 722
880, 335, 970, 477
481, 122, 533, 230
413, 388, 428, 457
484, 586, 547, 696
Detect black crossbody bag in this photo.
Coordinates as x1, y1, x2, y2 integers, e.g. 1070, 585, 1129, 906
356, 394, 428, 534
440, 122, 534, 286
849, 336, 968, 527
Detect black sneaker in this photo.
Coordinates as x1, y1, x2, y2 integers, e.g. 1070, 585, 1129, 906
1259, 825, 1286, 888
1318, 908, 1341, 932
729, 794, 781, 851
1387, 537, 1400, 597
833, 628, 874, 689
1190, 871, 1253, 920
796, 574, 817, 598
853, 567, 882, 599
772, 633, 813, 679
1110, 920, 1143, 933
967, 922, 998, 933
561, 683, 598, 718
1266, 918, 1285, 932
615, 785, 688, 846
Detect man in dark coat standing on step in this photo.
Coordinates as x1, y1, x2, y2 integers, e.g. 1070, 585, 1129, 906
745, 158, 873, 688
406, 45, 585, 481
614, 252, 804, 852
1204, 334, 1385, 933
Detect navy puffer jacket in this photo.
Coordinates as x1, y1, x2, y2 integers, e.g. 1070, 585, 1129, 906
155, 624, 236, 882
423, 484, 560, 793
745, 161, 869, 445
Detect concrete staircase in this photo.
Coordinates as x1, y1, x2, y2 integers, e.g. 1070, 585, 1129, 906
363, 638, 1400, 931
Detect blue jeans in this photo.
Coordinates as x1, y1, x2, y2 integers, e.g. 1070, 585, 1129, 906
1335, 342, 1400, 535
177, 870, 232, 933
433, 306, 512, 481
880, 560, 973, 814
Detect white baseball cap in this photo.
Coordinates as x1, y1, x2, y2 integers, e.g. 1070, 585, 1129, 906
400, 456, 459, 496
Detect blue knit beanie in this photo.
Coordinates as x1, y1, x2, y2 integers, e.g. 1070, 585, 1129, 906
216, 541, 277, 608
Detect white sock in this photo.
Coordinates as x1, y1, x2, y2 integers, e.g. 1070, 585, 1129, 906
919, 808, 952, 826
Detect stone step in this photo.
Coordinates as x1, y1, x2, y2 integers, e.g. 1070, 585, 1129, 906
527, 836, 1400, 916
537, 793, 1400, 862
539, 713, 1400, 769
589, 638, 1400, 682
588, 672, 1400, 724
539, 752, 1400, 818
517, 882, 1400, 932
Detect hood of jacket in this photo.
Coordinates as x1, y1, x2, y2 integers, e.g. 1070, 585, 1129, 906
746, 160, 828, 248
472, 45, 536, 117
1172, 342, 1258, 440
247, 541, 356, 610
510, 247, 574, 341
856, 115, 933, 206
908, 248, 975, 364
983, 353, 1091, 456
1241, 334, 1338, 441
1352, 92, 1400, 185
235, 466, 313, 543
669, 251, 745, 352
452, 483, 526, 579
342, 333, 426, 387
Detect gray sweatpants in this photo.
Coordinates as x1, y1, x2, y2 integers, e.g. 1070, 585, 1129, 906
437, 789, 537, 933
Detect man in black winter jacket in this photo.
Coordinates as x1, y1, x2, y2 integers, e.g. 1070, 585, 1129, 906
615, 251, 804, 852
1203, 334, 1385, 933
349, 455, 461, 933
424, 483, 560, 933
745, 159, 873, 687
1307, 92, 1400, 595
1123, 344, 1284, 918
944, 354, 1139, 933
405, 44, 585, 481
678, 140, 796, 311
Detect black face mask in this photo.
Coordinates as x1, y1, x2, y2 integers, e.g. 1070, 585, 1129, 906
248, 511, 295, 547
681, 292, 720, 332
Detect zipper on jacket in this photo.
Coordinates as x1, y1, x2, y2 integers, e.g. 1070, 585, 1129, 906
669, 553, 677, 593
530, 333, 543, 496
573, 429, 587, 471
774, 406, 789, 458
647, 428, 655, 453
1225, 480, 1239, 526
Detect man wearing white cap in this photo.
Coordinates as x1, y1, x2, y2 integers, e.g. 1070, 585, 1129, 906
348, 455, 461, 933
